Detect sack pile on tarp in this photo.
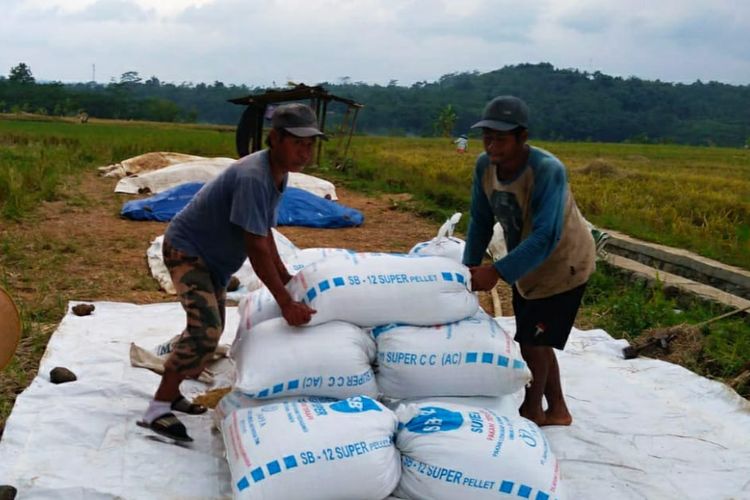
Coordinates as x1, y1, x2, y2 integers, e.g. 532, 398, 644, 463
215, 244, 562, 499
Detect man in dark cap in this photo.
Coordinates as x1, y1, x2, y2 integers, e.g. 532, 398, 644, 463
138, 103, 323, 441
463, 96, 596, 426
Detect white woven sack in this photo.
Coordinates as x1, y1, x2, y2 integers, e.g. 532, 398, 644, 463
382, 392, 525, 418
232, 247, 353, 297
221, 396, 401, 500
237, 286, 280, 330
394, 401, 565, 500
238, 253, 477, 328
409, 212, 465, 263
287, 252, 478, 327
285, 247, 354, 273
213, 392, 336, 429
231, 317, 378, 400
235, 249, 356, 326
373, 310, 530, 399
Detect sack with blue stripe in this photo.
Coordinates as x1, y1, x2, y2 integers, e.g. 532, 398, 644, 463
373, 310, 530, 399
286, 252, 478, 327
232, 246, 353, 297
231, 317, 378, 400
213, 392, 336, 429
221, 396, 401, 500
394, 401, 565, 500
408, 212, 465, 263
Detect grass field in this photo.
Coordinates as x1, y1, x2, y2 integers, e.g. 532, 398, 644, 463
1, 116, 748, 429
334, 136, 750, 270
3, 116, 749, 270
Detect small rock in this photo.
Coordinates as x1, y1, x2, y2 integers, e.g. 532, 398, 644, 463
0, 485, 17, 500
72, 303, 95, 316
50, 366, 77, 384
227, 276, 241, 292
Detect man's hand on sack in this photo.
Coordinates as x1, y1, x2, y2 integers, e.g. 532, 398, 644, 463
469, 264, 501, 292
281, 300, 316, 326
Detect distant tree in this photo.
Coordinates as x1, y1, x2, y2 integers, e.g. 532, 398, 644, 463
433, 104, 457, 137
145, 76, 161, 87
119, 71, 142, 84
9, 63, 35, 84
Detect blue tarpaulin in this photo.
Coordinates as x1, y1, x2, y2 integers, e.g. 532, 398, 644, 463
120, 182, 204, 222
121, 183, 364, 228
278, 187, 363, 228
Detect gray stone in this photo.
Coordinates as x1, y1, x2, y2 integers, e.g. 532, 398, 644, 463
50, 366, 77, 384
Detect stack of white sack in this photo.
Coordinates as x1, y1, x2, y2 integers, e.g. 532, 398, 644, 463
409, 212, 465, 263
239, 252, 478, 328
230, 317, 378, 401
220, 396, 401, 500
231, 247, 354, 296
393, 401, 565, 500
373, 309, 531, 399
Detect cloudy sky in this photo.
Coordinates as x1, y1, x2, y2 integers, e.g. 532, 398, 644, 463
2, 0, 748, 87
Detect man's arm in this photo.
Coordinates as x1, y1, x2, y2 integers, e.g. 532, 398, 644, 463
244, 232, 315, 325
462, 157, 494, 267
266, 230, 292, 285
462, 157, 503, 291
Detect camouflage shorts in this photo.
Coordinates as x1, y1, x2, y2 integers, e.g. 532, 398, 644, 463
162, 238, 226, 376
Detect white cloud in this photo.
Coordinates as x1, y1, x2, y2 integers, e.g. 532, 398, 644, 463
0, 0, 748, 85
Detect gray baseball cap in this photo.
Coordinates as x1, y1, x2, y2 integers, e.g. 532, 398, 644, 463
271, 103, 327, 139
471, 95, 529, 131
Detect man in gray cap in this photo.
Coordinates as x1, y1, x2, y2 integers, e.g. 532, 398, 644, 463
138, 102, 323, 442
463, 96, 596, 427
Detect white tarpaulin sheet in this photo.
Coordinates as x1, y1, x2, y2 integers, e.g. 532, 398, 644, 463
1, 302, 749, 499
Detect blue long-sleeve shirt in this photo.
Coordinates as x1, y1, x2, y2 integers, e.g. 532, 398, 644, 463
463, 146, 595, 299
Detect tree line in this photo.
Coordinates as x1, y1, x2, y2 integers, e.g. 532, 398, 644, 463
1, 62, 748, 147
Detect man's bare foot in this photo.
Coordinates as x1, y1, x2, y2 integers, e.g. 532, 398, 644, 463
542, 409, 572, 426
519, 405, 546, 426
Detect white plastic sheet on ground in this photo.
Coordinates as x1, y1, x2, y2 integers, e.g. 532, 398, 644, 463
0, 303, 749, 499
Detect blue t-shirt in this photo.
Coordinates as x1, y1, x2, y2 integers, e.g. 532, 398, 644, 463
463, 146, 595, 298
165, 150, 287, 287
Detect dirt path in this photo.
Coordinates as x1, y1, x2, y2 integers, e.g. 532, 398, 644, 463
9, 169, 512, 307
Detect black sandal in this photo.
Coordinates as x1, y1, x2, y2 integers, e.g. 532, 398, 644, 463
137, 412, 193, 442
171, 395, 207, 415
